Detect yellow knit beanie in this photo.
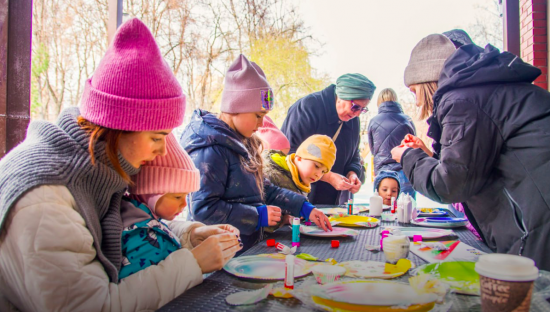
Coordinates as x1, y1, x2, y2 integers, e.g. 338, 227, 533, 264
296, 135, 337, 171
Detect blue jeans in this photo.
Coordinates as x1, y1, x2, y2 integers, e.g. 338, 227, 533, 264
396, 170, 415, 199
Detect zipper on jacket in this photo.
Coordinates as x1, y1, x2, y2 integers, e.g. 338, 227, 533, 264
504, 188, 529, 256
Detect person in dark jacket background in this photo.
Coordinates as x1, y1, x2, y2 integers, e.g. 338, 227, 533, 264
281, 74, 376, 205
180, 55, 332, 252
368, 88, 416, 198
392, 34, 550, 270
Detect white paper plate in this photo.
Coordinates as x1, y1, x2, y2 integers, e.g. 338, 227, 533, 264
223, 255, 311, 280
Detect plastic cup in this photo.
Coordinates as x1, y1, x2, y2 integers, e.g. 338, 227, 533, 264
382, 235, 410, 264
312, 264, 346, 285
475, 254, 539, 312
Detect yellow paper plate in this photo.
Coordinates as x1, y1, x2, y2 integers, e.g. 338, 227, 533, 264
310, 280, 437, 312
318, 206, 369, 215
329, 215, 380, 228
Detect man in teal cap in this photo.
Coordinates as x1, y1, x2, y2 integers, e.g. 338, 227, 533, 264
282, 73, 376, 205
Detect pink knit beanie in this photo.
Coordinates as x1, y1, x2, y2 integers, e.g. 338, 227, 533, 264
80, 18, 185, 131
256, 116, 290, 151
221, 54, 274, 113
130, 133, 200, 195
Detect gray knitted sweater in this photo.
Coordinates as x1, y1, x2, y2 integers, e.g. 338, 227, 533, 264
0, 107, 139, 282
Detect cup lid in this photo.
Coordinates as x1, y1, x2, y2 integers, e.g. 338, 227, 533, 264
475, 254, 539, 282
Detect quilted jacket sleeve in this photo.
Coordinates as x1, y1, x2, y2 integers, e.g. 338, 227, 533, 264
187, 145, 261, 235
0, 185, 203, 312
263, 178, 308, 217
167, 220, 205, 249
402, 99, 500, 203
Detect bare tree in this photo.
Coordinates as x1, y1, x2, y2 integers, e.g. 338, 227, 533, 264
30, 0, 324, 123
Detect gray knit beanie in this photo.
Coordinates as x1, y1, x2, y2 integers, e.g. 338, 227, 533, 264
404, 34, 456, 87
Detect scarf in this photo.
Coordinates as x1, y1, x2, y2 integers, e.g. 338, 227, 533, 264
0, 107, 139, 282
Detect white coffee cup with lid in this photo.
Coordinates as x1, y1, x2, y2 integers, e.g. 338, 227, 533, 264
475, 254, 539, 312
475, 254, 538, 282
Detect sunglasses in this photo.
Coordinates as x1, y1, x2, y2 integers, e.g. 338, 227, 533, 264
350, 100, 369, 114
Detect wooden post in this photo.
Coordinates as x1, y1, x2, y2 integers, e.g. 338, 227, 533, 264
107, 0, 123, 45
503, 0, 521, 56
0, 0, 32, 159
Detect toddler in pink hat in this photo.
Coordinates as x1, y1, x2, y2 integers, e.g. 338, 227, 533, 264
119, 133, 204, 279
256, 116, 290, 155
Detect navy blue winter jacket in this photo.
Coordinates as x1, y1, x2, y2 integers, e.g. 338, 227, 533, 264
368, 101, 416, 175
281, 84, 363, 205
179, 110, 310, 251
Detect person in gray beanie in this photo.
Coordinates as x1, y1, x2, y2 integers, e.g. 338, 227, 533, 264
281, 73, 376, 205
391, 33, 550, 270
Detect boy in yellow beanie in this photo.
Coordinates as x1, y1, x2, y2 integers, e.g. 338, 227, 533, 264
263, 134, 336, 230
264, 134, 337, 197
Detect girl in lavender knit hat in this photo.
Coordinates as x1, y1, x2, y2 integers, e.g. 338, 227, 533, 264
180, 54, 333, 253
0, 18, 240, 311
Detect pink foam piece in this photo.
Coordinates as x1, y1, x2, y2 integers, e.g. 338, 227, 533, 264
413, 235, 423, 242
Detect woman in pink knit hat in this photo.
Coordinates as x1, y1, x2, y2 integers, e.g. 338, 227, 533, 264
0, 19, 240, 311
180, 54, 332, 253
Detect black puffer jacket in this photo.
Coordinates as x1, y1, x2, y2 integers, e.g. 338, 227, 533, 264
402, 44, 550, 270
368, 101, 415, 175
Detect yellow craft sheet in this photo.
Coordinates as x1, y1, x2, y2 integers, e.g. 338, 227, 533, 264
384, 259, 412, 275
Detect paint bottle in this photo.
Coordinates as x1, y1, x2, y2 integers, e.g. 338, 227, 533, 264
347, 198, 354, 215
403, 195, 413, 224
369, 194, 383, 217
397, 196, 404, 223
391, 196, 396, 214
284, 255, 295, 289
292, 217, 300, 247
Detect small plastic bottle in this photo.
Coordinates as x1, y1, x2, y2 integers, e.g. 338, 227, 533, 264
390, 196, 396, 214
397, 196, 404, 223
403, 195, 413, 224
347, 198, 354, 215
369, 194, 383, 217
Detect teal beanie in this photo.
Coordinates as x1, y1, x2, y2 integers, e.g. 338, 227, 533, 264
335, 73, 376, 100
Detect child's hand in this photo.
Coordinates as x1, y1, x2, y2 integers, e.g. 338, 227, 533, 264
266, 205, 282, 226
191, 233, 242, 273
190, 224, 240, 247
308, 208, 333, 232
